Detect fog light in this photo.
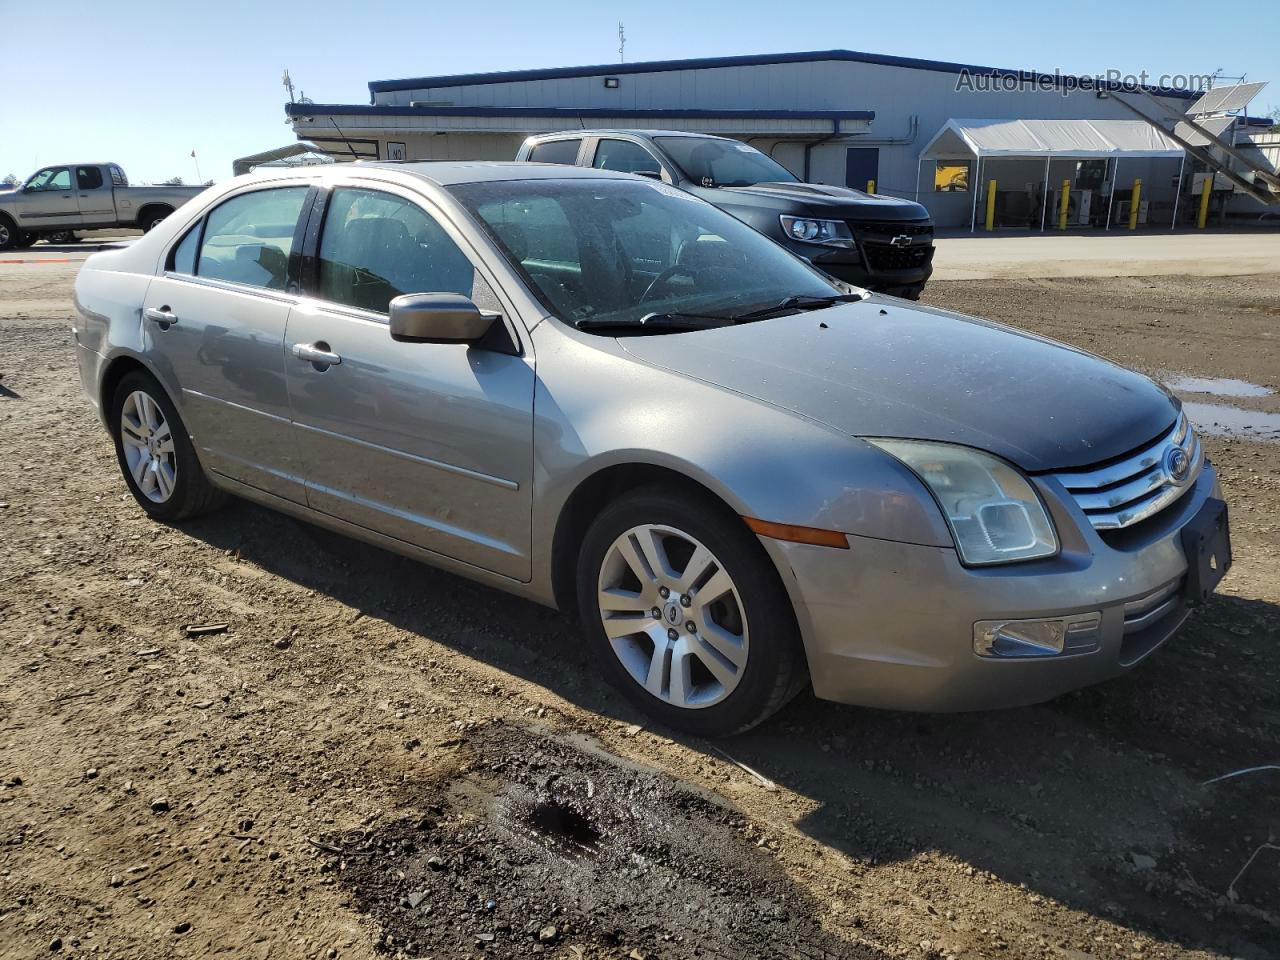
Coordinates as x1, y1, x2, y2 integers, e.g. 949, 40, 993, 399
973, 612, 1101, 658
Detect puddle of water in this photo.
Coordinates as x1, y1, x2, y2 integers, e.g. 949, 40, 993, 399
1165, 375, 1272, 398
1182, 401, 1280, 443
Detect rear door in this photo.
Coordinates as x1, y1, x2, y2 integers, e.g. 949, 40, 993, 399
283, 182, 535, 579
17, 167, 80, 228
142, 184, 312, 502
75, 166, 115, 223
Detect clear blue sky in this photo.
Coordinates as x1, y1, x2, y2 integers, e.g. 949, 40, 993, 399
1, 0, 1274, 185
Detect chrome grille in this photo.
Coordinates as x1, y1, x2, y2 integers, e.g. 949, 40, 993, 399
1051, 414, 1201, 531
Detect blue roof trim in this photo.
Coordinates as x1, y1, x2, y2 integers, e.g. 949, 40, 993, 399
366, 49, 1200, 101
286, 103, 875, 122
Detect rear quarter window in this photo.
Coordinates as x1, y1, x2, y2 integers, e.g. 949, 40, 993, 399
527, 139, 582, 166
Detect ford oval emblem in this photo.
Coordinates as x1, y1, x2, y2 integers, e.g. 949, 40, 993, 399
1165, 446, 1191, 484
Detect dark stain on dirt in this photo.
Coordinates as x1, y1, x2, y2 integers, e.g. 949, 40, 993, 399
320, 726, 880, 959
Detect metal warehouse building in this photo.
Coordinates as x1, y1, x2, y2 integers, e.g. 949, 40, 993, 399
287, 49, 1277, 228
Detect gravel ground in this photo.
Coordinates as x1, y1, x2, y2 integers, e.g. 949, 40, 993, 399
1, 266, 1277, 960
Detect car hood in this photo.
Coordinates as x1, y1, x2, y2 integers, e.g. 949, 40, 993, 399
619, 297, 1179, 471
712, 181, 930, 220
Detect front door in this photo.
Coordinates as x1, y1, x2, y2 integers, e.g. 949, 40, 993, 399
17, 167, 80, 228
75, 165, 115, 223
143, 185, 312, 502
284, 184, 535, 580
844, 148, 880, 192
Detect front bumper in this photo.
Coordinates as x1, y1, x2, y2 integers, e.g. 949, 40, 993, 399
764, 461, 1222, 712
790, 240, 934, 296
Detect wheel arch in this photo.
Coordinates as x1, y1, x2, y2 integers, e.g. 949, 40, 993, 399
99, 353, 173, 427
549, 460, 748, 615
135, 203, 175, 229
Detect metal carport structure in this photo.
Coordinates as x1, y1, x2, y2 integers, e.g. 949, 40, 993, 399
917, 119, 1185, 231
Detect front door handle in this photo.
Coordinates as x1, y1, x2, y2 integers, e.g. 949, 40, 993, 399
292, 342, 342, 367
144, 306, 178, 326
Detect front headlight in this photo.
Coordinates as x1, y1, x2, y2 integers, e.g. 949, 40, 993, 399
779, 216, 855, 247
865, 440, 1059, 566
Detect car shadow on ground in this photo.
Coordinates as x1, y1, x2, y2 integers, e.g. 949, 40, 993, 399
181, 498, 1280, 959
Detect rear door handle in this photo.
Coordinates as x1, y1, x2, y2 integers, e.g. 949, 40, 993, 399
292, 342, 342, 366
144, 306, 178, 326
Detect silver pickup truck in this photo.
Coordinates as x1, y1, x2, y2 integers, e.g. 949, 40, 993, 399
0, 163, 204, 249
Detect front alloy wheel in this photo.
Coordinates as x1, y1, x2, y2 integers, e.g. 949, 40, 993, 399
598, 523, 749, 709
119, 389, 177, 502
577, 486, 806, 737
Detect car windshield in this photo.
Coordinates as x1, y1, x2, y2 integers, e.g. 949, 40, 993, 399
448, 178, 843, 334
654, 136, 798, 187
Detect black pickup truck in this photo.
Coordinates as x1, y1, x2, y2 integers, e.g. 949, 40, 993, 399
516, 130, 934, 299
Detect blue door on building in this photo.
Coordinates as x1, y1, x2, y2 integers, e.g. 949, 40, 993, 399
845, 148, 880, 191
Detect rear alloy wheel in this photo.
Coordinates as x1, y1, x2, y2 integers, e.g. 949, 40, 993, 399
140, 210, 169, 233
111, 370, 225, 521
577, 486, 806, 737
0, 219, 15, 250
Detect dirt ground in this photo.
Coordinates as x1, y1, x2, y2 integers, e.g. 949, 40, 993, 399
1, 266, 1277, 960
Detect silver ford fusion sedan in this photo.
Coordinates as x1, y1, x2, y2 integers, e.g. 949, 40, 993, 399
72, 161, 1231, 736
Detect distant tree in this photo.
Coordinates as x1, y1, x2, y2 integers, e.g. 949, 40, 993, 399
1269, 105, 1280, 133
161, 176, 185, 186
1, 173, 17, 187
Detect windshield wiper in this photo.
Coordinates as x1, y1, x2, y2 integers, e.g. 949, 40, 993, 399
574, 311, 735, 332
727, 293, 864, 322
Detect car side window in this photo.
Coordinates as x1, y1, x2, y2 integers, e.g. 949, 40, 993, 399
27, 168, 70, 191
169, 223, 201, 275
592, 140, 661, 177
316, 187, 498, 315
76, 166, 105, 190
196, 187, 309, 291
110, 165, 128, 187
527, 139, 582, 166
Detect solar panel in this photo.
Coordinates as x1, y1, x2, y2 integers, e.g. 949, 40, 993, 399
1172, 115, 1236, 147
1186, 81, 1268, 117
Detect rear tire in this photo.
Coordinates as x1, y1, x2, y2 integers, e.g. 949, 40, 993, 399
0, 217, 16, 250
575, 485, 807, 737
139, 209, 170, 233
44, 231, 77, 244
110, 370, 226, 521
14, 232, 37, 249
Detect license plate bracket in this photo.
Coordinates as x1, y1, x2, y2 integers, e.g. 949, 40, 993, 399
1181, 498, 1232, 605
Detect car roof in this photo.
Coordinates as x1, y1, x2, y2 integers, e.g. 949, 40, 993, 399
528, 129, 732, 142
356, 160, 641, 186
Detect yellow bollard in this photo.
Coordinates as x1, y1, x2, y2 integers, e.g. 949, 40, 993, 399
866, 179, 876, 194
1197, 175, 1212, 228
1058, 179, 1071, 230
1128, 179, 1143, 230
985, 179, 997, 231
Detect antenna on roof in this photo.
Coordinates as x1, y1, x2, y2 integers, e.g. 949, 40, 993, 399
282, 69, 296, 104
618, 21, 626, 63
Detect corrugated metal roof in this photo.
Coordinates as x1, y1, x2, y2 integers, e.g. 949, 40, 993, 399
366, 49, 1201, 101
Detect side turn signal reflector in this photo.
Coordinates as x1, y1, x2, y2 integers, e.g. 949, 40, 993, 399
742, 517, 849, 549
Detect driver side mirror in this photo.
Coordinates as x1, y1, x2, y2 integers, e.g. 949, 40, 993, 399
389, 292, 497, 344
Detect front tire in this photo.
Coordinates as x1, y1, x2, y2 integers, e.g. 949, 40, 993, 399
44, 231, 77, 245
110, 370, 225, 521
576, 485, 806, 737
14, 232, 37, 249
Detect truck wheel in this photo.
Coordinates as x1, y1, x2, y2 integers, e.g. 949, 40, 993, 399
139, 210, 171, 233
0, 217, 16, 250
44, 231, 76, 245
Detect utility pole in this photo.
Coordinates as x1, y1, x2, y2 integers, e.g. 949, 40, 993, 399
618, 22, 626, 63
